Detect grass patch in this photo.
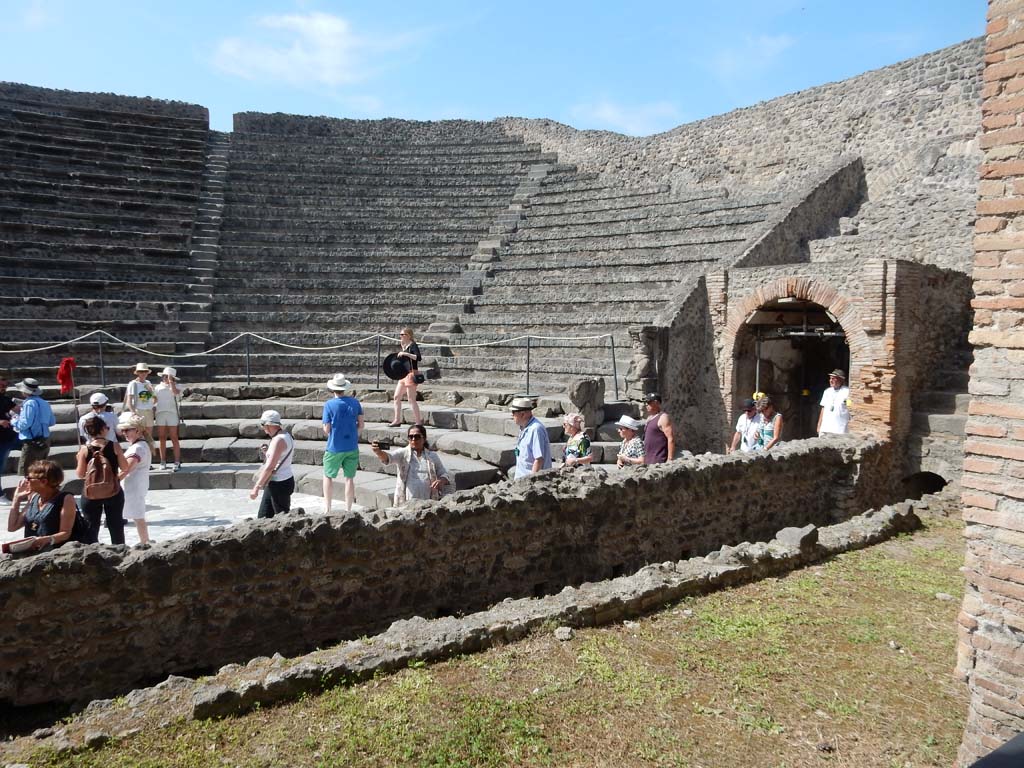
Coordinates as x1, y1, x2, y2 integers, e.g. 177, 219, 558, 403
15, 515, 968, 768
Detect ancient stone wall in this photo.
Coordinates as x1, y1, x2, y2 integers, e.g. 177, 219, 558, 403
0, 438, 894, 708
0, 81, 208, 120
957, 3, 1024, 763
499, 39, 983, 272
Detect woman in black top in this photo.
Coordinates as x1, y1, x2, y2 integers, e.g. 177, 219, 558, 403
390, 327, 423, 427
7, 460, 77, 551
74, 415, 129, 544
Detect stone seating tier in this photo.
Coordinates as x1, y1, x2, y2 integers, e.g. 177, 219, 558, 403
0, 124, 207, 158
0, 205, 194, 233
0, 253, 199, 283
0, 103, 209, 139
2, 165, 201, 195
2, 178, 203, 208
226, 156, 548, 174
213, 245, 478, 265
0, 222, 189, 248
2, 143, 205, 172
220, 215, 498, 235
506, 210, 772, 244
523, 188, 732, 216
0, 274, 209, 302
0, 295, 208, 322
212, 274, 452, 294
211, 292, 450, 313
521, 196, 779, 228
495, 231, 753, 259
217, 229, 485, 247
221, 190, 520, 209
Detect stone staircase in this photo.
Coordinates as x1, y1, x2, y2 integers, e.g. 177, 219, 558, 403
906, 347, 972, 489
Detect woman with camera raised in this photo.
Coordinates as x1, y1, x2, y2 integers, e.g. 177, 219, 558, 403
371, 425, 450, 506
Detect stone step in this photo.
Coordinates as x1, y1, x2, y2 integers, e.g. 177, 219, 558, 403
917, 391, 971, 415
911, 412, 967, 436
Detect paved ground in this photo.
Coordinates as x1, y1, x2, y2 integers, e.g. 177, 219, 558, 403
2, 488, 357, 548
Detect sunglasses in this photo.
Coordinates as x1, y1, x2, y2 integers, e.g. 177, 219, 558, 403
407, 433, 424, 440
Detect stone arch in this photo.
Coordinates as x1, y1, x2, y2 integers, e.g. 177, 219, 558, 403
722, 275, 891, 440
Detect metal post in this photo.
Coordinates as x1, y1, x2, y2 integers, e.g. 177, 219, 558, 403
97, 334, 106, 387
525, 336, 531, 396
376, 335, 381, 390
245, 334, 252, 386
609, 335, 619, 401
755, 328, 761, 393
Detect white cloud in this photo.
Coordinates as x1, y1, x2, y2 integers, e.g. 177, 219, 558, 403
569, 99, 683, 137
709, 34, 796, 81
212, 11, 415, 88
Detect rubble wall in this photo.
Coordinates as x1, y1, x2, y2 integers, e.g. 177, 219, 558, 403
0, 438, 893, 708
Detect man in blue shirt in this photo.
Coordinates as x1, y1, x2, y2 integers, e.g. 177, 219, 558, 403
322, 374, 363, 513
12, 378, 55, 478
510, 397, 552, 480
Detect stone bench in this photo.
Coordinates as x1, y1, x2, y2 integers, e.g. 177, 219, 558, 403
0, 124, 206, 157
0, 296, 206, 322
1, 177, 203, 207
1, 105, 209, 139
0, 206, 194, 233
0, 274, 208, 301
3, 145, 205, 174
0, 252, 195, 280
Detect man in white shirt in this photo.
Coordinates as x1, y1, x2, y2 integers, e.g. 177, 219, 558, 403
728, 398, 763, 453
78, 393, 119, 442
818, 369, 851, 435
510, 398, 552, 479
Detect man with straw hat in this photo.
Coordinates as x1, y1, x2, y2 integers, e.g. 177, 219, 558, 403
11, 378, 55, 478
322, 373, 362, 514
510, 397, 552, 479
124, 363, 156, 448
818, 369, 852, 436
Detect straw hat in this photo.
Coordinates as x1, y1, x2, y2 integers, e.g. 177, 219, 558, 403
509, 397, 536, 412
132, 363, 151, 374
118, 412, 144, 430
159, 366, 178, 380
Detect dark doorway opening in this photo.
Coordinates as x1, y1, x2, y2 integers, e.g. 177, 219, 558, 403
734, 298, 849, 441
901, 471, 948, 500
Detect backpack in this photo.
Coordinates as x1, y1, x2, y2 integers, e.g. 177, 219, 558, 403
84, 443, 119, 500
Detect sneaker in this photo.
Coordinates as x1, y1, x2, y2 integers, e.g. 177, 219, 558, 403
160, 462, 167, 471
173, 462, 182, 472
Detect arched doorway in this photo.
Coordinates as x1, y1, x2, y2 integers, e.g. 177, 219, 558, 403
733, 298, 849, 440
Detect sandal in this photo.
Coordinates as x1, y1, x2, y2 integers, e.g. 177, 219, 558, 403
388, 422, 402, 428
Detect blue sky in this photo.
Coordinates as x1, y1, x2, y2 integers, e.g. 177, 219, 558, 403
1, 1, 986, 134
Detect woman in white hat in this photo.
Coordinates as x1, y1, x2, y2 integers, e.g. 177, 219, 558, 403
123, 363, 156, 448
250, 410, 296, 518
117, 412, 151, 545
153, 366, 182, 471
615, 415, 646, 467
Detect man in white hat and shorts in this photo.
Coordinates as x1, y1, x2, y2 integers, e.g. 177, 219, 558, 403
322, 374, 362, 513
124, 363, 156, 447
78, 392, 119, 442
818, 369, 852, 436
510, 397, 552, 480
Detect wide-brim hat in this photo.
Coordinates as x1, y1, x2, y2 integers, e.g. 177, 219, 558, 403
89, 392, 109, 406
326, 373, 353, 392
509, 397, 536, 412
159, 367, 178, 380
382, 353, 411, 382
132, 363, 151, 374
16, 378, 40, 394
615, 415, 643, 431
829, 369, 847, 381
259, 409, 283, 426
118, 413, 143, 430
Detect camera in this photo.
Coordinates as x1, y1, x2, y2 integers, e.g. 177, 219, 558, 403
372, 439, 391, 451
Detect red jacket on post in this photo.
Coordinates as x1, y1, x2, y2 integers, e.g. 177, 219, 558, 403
57, 357, 76, 395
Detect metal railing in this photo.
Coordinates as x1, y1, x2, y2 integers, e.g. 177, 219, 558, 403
0, 329, 622, 399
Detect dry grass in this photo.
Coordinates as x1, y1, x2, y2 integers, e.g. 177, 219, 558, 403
25, 515, 967, 768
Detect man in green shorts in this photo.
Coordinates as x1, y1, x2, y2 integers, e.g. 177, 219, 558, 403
322, 373, 363, 513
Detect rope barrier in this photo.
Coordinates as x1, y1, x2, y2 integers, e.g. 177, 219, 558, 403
0, 330, 616, 356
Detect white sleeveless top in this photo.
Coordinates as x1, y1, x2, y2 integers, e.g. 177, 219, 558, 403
269, 432, 295, 482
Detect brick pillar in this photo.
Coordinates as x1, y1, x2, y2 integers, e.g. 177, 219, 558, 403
957, 3, 1024, 763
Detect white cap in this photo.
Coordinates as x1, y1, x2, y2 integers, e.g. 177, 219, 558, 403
89, 392, 109, 406
259, 409, 283, 426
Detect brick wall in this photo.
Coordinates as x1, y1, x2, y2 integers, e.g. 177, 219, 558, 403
0, 439, 895, 708
957, 3, 1024, 764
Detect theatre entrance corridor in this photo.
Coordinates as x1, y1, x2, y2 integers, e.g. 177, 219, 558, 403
733, 298, 849, 441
